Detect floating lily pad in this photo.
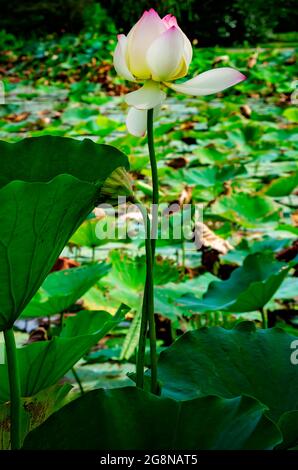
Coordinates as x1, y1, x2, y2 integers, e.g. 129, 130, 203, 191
178, 252, 289, 313
264, 173, 298, 197
154, 273, 216, 321
212, 193, 281, 227
283, 107, 298, 123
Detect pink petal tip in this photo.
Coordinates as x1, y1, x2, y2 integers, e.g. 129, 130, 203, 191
162, 13, 178, 28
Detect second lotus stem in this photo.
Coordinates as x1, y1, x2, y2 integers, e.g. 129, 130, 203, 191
4, 327, 22, 450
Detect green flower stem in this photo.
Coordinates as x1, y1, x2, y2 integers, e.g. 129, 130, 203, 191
147, 108, 159, 256
71, 367, 85, 396
144, 211, 157, 394
135, 109, 159, 394
4, 328, 21, 450
136, 203, 149, 390
147, 108, 159, 394
260, 308, 268, 329
136, 275, 149, 390
136, 206, 158, 393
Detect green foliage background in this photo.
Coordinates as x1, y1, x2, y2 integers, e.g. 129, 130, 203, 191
0, 0, 297, 44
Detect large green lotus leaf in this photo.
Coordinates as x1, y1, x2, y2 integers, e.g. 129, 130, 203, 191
183, 164, 247, 187
0, 137, 128, 188
157, 322, 298, 421
70, 217, 131, 247
70, 218, 108, 247
273, 277, 298, 300
222, 237, 293, 265
163, 165, 246, 190
23, 387, 281, 450
96, 251, 181, 313
97, 251, 147, 312
60, 305, 129, 338
0, 137, 129, 330
211, 193, 280, 227
264, 173, 298, 197
21, 263, 110, 318
0, 306, 127, 401
154, 273, 216, 321
194, 147, 228, 165
104, 251, 180, 289
178, 252, 289, 313
277, 411, 298, 450
0, 177, 97, 330
0, 383, 71, 450
283, 107, 298, 123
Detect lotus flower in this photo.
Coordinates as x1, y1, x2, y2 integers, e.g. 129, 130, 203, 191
113, 8, 246, 136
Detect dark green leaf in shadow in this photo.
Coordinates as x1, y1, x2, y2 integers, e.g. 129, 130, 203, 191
0, 306, 128, 401
0, 383, 71, 449
23, 387, 281, 450
276, 411, 298, 450
158, 321, 298, 421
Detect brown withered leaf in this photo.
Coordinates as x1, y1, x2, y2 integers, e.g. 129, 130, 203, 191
6, 112, 30, 122
240, 104, 252, 118
184, 266, 201, 278
222, 181, 233, 197
212, 55, 229, 65
50, 257, 80, 272
278, 93, 292, 105
167, 156, 188, 169
291, 211, 298, 227
27, 327, 48, 344
247, 52, 258, 68
276, 240, 298, 263
180, 121, 195, 131
249, 92, 260, 99
36, 117, 51, 128
195, 222, 234, 255
285, 55, 296, 65
178, 186, 193, 206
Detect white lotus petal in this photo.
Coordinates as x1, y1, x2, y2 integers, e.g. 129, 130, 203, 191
182, 34, 193, 67
127, 9, 166, 79
125, 81, 166, 110
126, 107, 147, 136
126, 105, 161, 136
113, 34, 135, 81
147, 26, 185, 81
162, 14, 192, 66
166, 67, 246, 96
